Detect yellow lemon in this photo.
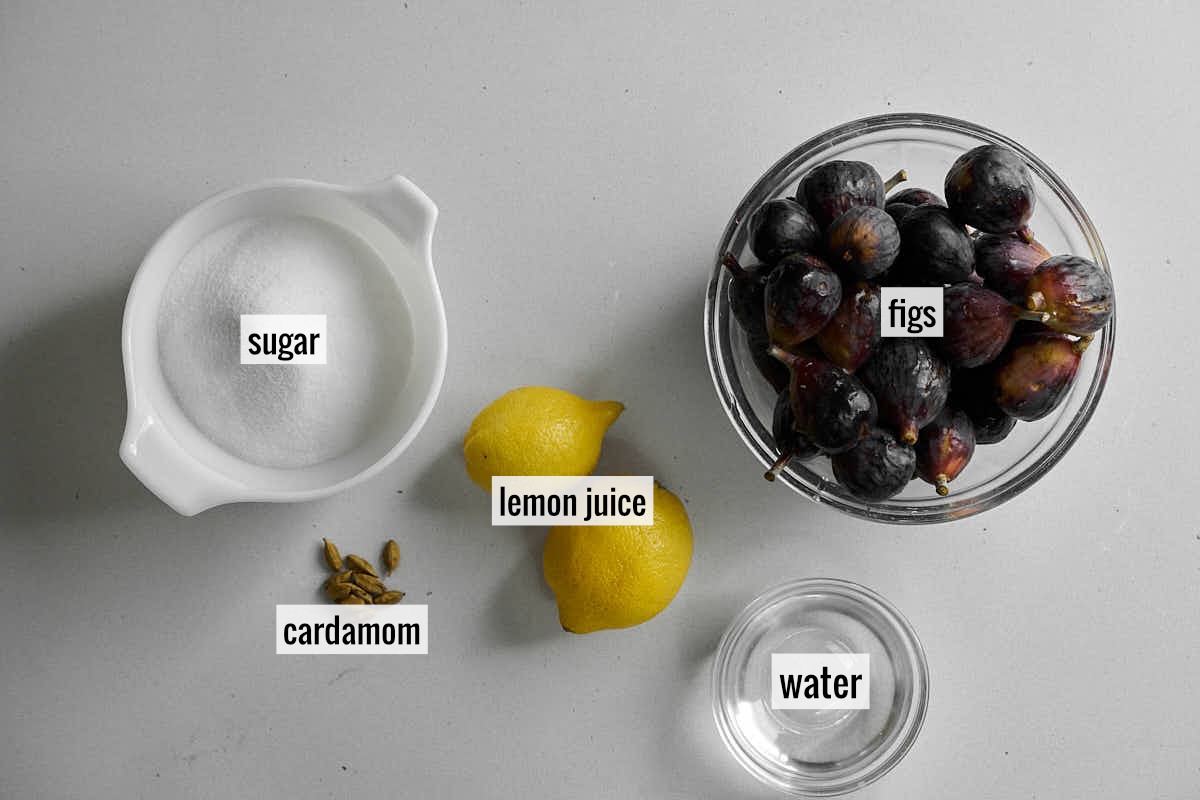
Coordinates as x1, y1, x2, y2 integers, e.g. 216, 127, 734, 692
543, 484, 692, 634
463, 386, 623, 492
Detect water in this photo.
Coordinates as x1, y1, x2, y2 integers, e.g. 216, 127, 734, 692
712, 580, 927, 793
736, 606, 895, 766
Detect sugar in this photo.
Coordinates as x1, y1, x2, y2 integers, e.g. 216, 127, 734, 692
157, 215, 410, 468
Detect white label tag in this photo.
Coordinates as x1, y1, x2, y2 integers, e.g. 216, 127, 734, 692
240, 314, 327, 364
490, 475, 654, 526
771, 653, 870, 709
880, 287, 943, 338
276, 605, 426, 654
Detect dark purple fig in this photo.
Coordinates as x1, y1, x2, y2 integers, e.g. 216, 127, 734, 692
950, 367, 1016, 444
992, 332, 1090, 421
1024, 255, 1114, 335
859, 339, 951, 445
797, 161, 887, 229
938, 283, 1046, 368
770, 347, 877, 454
816, 282, 880, 372
722, 253, 769, 338
831, 427, 916, 501
748, 198, 821, 261
764, 389, 820, 482
974, 233, 1051, 301
764, 253, 841, 353
885, 202, 916, 227
915, 407, 976, 496
896, 204, 975, 284
1013, 315, 1057, 339
887, 187, 945, 208
944, 144, 1035, 236
826, 206, 900, 280
746, 329, 790, 393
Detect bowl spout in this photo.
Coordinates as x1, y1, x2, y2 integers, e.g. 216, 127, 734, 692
119, 412, 244, 516
352, 175, 438, 267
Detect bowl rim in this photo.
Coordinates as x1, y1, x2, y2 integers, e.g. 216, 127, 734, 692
710, 577, 930, 796
703, 112, 1115, 524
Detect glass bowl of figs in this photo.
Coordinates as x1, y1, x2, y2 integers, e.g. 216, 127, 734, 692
704, 113, 1115, 524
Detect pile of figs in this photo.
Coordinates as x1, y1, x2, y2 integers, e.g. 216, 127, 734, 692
726, 144, 1113, 501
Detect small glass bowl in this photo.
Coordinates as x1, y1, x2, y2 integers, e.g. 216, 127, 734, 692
703, 113, 1115, 523
712, 579, 929, 796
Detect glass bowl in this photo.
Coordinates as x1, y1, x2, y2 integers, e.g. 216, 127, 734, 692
712, 578, 929, 796
703, 113, 1115, 523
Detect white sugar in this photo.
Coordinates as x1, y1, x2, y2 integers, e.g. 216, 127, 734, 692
157, 215, 410, 468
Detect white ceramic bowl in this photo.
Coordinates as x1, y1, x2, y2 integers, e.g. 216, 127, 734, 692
119, 175, 447, 515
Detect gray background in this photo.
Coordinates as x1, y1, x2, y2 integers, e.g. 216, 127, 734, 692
2, 1, 1197, 798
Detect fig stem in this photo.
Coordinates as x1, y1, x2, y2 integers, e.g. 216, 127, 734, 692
721, 251, 748, 279
935, 475, 950, 496
767, 344, 800, 367
1016, 309, 1051, 324
884, 169, 908, 192
1026, 290, 1046, 313
1016, 226, 1035, 244
900, 423, 918, 445
1073, 335, 1094, 355
764, 452, 792, 482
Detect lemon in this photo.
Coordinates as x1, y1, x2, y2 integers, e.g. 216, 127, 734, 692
543, 484, 692, 634
463, 386, 623, 492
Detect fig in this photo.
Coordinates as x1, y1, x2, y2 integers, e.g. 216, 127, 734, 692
915, 407, 976, 496
887, 187, 945, 208
722, 253, 769, 338
944, 144, 1035, 236
1025, 255, 1114, 335
896, 204, 975, 284
770, 347, 877, 454
831, 427, 916, 501
764, 253, 841, 353
885, 202, 916, 227
860, 339, 951, 445
746, 329, 791, 393
815, 282, 881, 372
797, 161, 886, 229
992, 332, 1090, 421
938, 283, 1046, 368
764, 389, 820, 482
748, 198, 821, 262
826, 206, 900, 280
974, 233, 1051, 301
951, 367, 1016, 444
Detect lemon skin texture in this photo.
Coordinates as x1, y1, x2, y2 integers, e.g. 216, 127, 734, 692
463, 386, 623, 492
543, 484, 693, 634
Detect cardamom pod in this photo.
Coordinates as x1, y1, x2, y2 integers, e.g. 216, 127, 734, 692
326, 582, 354, 601
322, 538, 343, 571
339, 596, 366, 605
382, 539, 400, 575
353, 573, 386, 596
324, 570, 353, 590
375, 590, 405, 604
345, 554, 377, 577
345, 584, 374, 602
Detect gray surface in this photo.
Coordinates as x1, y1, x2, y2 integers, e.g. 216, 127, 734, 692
1, 1, 1197, 798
